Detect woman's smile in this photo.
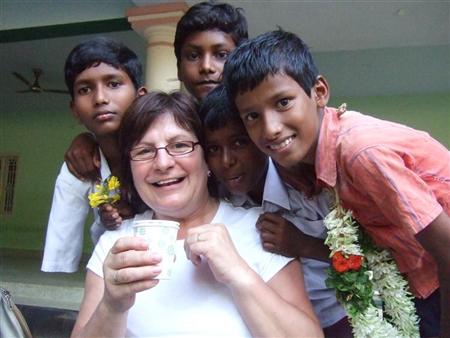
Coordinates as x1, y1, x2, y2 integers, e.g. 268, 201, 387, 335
151, 176, 185, 188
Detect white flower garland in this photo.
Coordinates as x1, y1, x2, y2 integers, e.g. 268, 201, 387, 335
324, 191, 420, 338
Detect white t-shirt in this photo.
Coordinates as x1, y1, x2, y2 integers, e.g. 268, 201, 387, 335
41, 150, 110, 273
87, 201, 292, 337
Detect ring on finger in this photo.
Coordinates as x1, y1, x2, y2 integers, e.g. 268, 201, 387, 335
113, 270, 119, 284
197, 233, 204, 242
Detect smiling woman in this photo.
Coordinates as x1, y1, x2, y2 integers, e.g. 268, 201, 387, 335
69, 91, 324, 338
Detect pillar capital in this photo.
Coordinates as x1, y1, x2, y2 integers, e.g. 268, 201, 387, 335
126, 2, 188, 42
126, 2, 188, 92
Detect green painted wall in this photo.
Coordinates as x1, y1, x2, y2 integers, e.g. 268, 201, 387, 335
0, 92, 448, 256
0, 96, 94, 254
330, 92, 449, 147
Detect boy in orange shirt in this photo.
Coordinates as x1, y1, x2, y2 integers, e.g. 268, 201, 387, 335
223, 29, 450, 338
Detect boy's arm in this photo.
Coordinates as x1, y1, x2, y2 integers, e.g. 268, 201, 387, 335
41, 163, 91, 272
415, 211, 450, 338
64, 132, 100, 182
256, 212, 330, 262
343, 145, 449, 336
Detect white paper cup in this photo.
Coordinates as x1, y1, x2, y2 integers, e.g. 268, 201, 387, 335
132, 219, 180, 279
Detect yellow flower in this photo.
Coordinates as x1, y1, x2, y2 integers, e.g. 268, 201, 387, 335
110, 193, 120, 204
88, 175, 121, 208
107, 176, 120, 191
88, 193, 107, 208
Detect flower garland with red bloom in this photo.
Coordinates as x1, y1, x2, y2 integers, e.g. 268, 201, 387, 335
332, 251, 363, 273
324, 190, 419, 338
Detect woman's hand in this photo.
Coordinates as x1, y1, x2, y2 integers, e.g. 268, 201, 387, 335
184, 224, 252, 287
102, 236, 162, 313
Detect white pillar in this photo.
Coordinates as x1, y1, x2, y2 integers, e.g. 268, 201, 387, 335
126, 2, 188, 92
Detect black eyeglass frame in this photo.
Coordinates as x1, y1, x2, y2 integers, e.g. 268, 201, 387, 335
129, 141, 200, 161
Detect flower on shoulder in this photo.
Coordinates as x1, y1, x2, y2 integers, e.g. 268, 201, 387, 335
88, 175, 121, 208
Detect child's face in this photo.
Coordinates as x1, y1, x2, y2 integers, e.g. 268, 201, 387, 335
205, 121, 268, 195
178, 30, 236, 101
234, 73, 329, 169
71, 62, 141, 137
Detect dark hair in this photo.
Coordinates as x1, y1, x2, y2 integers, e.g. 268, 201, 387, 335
223, 29, 319, 101
199, 84, 241, 131
119, 91, 202, 208
174, 1, 248, 63
64, 36, 143, 98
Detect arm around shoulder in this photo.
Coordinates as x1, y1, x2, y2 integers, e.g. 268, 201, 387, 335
64, 132, 100, 182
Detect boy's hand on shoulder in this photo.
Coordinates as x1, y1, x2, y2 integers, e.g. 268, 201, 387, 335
256, 212, 331, 262
256, 212, 304, 258
65, 132, 100, 182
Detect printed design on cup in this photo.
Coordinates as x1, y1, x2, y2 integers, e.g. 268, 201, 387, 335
133, 220, 180, 280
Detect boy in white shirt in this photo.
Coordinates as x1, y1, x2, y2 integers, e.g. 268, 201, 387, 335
41, 37, 146, 272
200, 86, 351, 337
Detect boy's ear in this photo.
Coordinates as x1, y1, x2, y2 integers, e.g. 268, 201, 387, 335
313, 75, 330, 108
137, 86, 147, 97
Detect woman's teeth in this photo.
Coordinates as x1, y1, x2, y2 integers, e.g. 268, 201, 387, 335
153, 178, 182, 187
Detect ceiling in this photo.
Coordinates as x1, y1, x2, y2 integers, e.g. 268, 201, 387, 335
1, 0, 449, 112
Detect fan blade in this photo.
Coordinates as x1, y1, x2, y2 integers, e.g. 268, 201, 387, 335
12, 72, 31, 86
42, 89, 69, 94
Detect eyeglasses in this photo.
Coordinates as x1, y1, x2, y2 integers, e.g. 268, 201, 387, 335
130, 141, 200, 161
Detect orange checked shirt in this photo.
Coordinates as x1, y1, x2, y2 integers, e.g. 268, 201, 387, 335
316, 106, 450, 298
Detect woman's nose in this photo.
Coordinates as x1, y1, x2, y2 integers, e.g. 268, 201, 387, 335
153, 148, 175, 171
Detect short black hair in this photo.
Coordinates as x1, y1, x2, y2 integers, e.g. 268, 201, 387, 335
64, 36, 143, 98
174, 1, 248, 63
223, 29, 319, 101
199, 85, 241, 131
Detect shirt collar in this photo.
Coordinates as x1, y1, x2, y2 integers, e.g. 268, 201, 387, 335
316, 106, 339, 188
227, 193, 258, 209
99, 148, 112, 181
261, 158, 291, 211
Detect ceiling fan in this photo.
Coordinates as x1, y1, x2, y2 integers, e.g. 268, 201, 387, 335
12, 68, 68, 94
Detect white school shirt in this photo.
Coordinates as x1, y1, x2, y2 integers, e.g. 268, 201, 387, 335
41, 149, 110, 273
229, 159, 347, 328
87, 201, 292, 337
